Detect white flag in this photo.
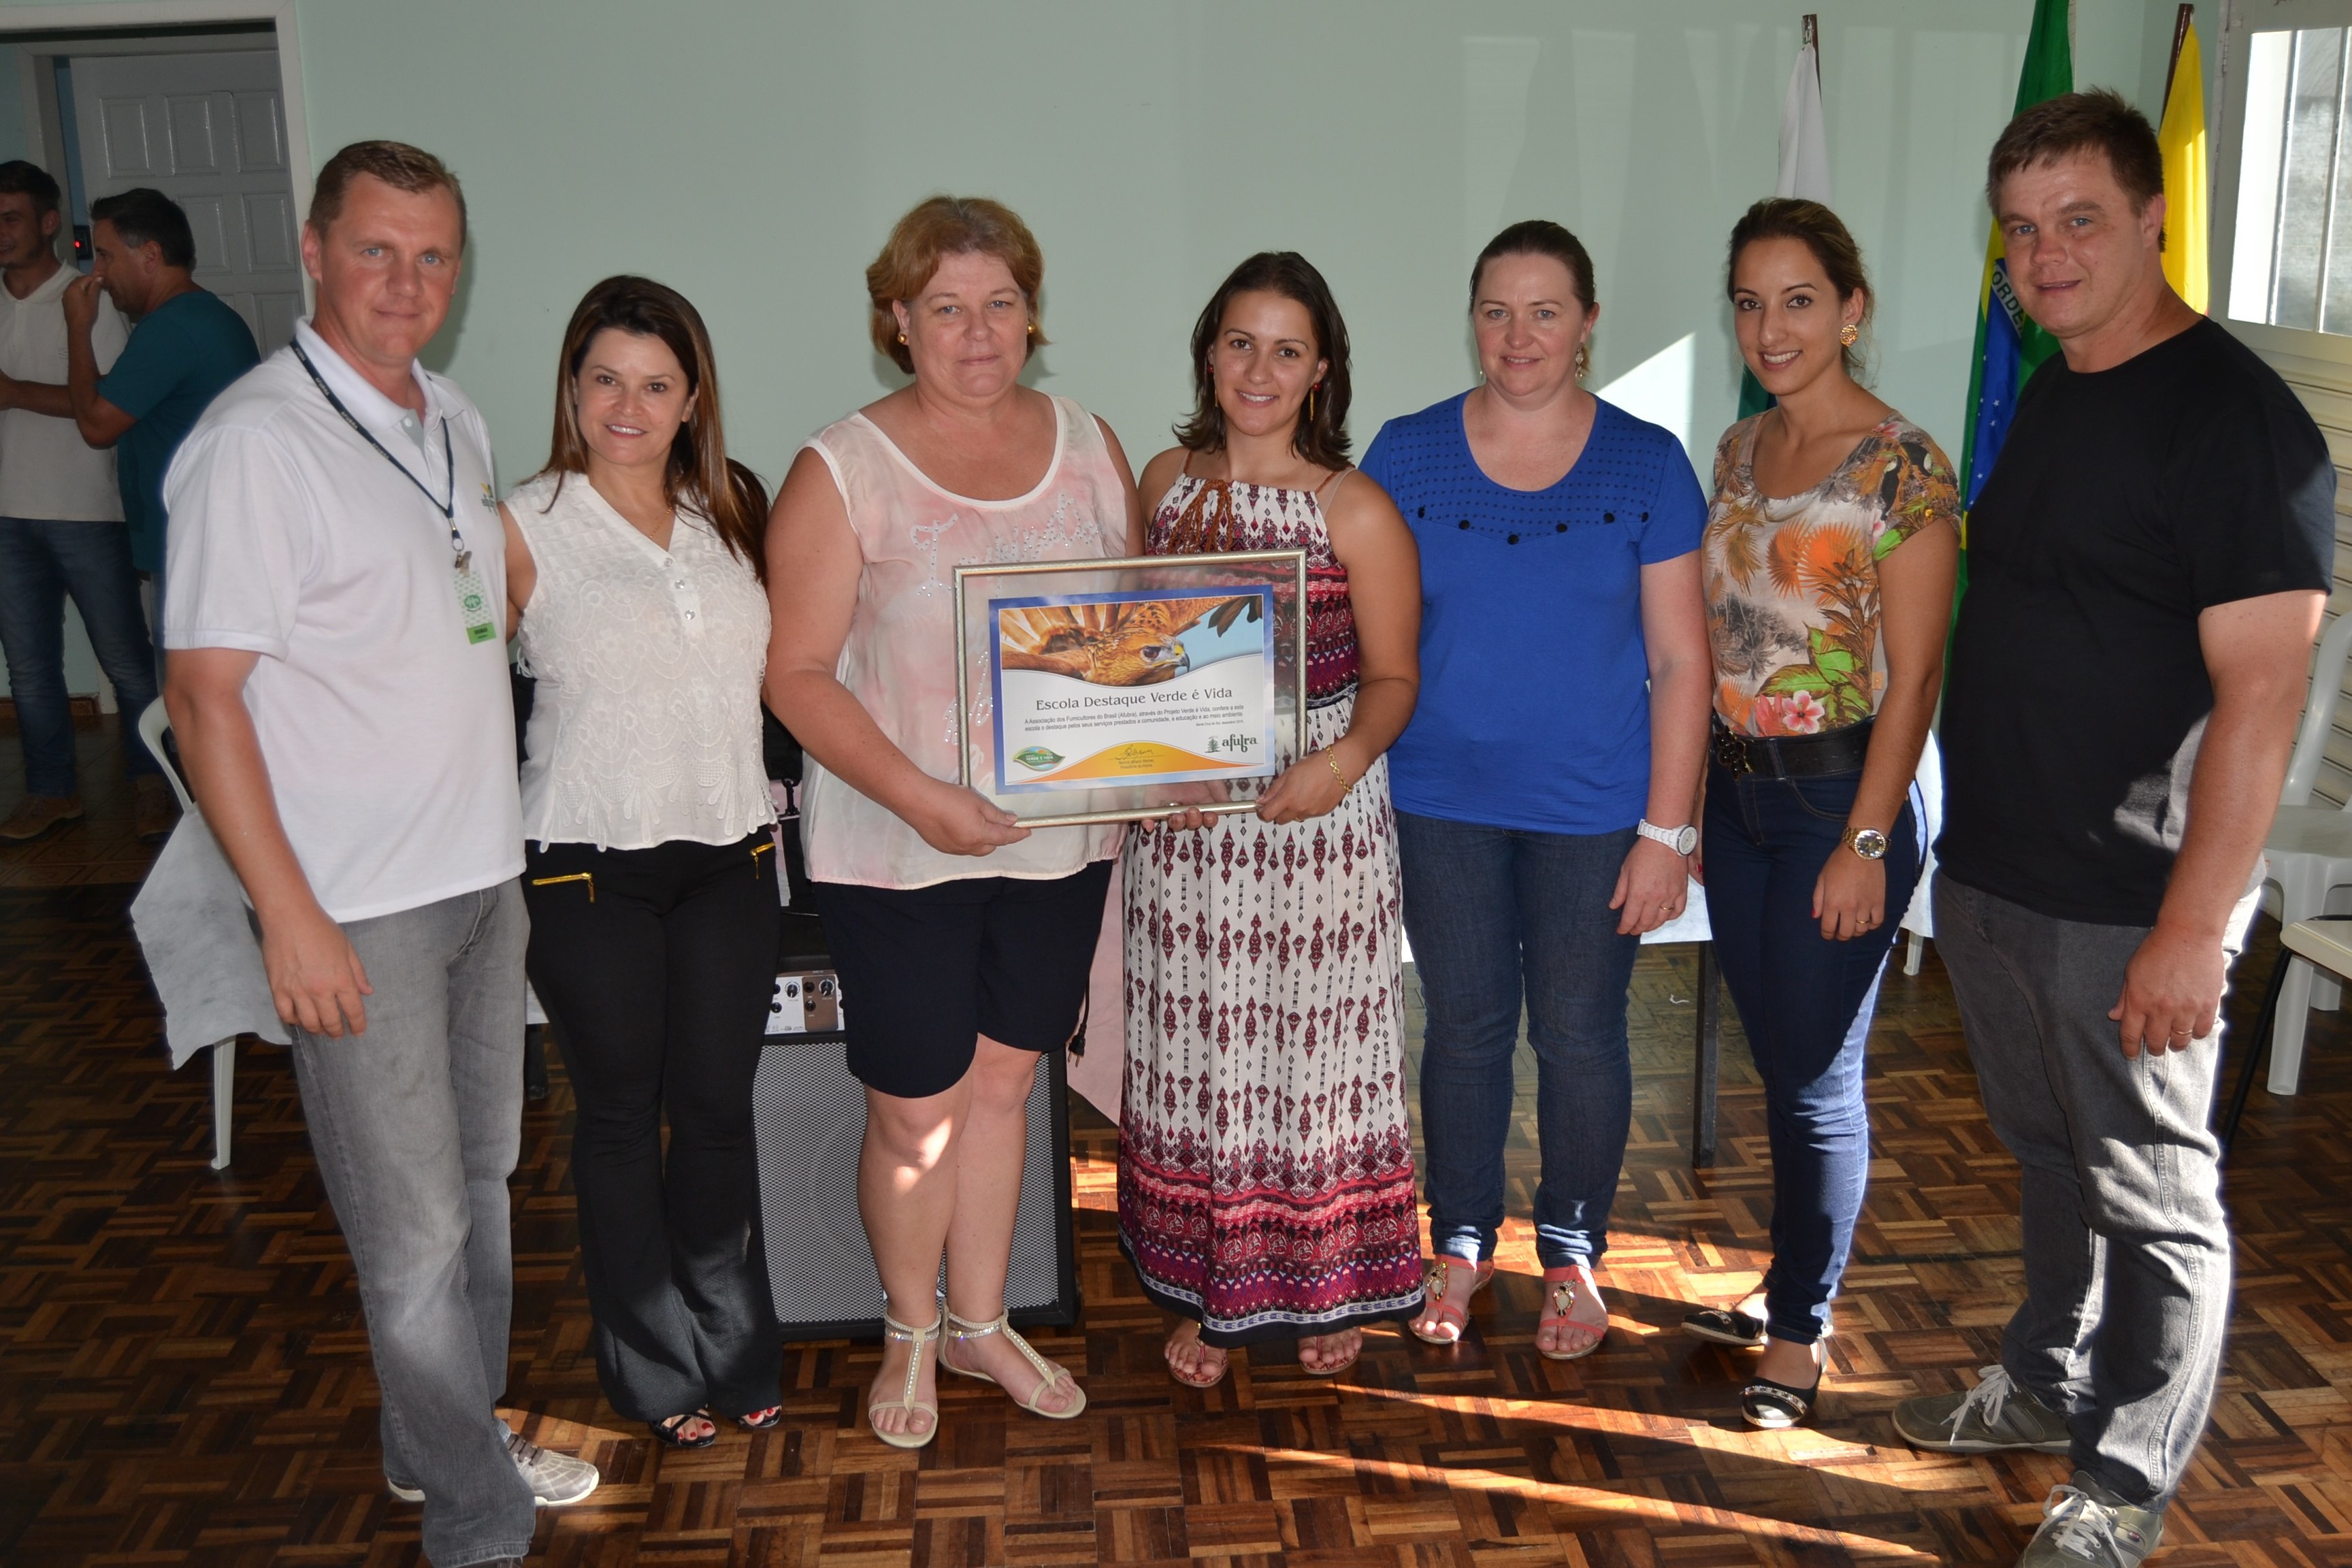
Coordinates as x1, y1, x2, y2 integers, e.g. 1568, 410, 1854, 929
1776, 30, 1831, 203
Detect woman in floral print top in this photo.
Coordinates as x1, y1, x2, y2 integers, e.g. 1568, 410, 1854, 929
1705, 414, 1958, 738
1682, 200, 1959, 1433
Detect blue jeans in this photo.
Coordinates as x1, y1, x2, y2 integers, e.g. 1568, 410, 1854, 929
1702, 762, 1923, 1345
284, 882, 538, 1567
0, 517, 160, 796
1397, 811, 1638, 1270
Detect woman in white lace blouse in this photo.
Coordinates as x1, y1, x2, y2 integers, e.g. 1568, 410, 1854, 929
499, 276, 781, 1450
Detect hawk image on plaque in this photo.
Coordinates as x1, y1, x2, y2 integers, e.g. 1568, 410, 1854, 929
986, 586, 1277, 794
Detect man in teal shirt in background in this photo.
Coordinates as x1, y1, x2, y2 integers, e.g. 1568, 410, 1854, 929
63, 186, 261, 732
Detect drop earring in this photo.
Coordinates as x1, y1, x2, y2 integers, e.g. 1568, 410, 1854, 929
1307, 383, 1318, 422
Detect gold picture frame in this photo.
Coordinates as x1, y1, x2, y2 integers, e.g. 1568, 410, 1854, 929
953, 550, 1311, 828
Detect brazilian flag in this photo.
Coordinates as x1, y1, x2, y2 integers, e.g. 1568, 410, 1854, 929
1958, 0, 2074, 585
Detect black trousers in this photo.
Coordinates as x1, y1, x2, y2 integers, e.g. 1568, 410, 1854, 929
523, 832, 783, 1422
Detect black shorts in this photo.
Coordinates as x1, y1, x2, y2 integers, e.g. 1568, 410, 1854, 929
813, 860, 1113, 1100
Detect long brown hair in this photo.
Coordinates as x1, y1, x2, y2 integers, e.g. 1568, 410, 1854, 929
1175, 251, 1352, 469
1725, 198, 1872, 379
538, 275, 767, 580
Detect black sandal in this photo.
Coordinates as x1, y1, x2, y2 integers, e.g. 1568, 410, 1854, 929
1683, 1307, 1767, 1348
649, 1411, 718, 1449
731, 1406, 783, 1432
1740, 1373, 1822, 1430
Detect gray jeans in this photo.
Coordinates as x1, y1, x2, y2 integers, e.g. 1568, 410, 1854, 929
1933, 875, 2255, 1511
283, 881, 536, 1567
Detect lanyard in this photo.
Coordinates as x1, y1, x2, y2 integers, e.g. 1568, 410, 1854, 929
291, 341, 466, 564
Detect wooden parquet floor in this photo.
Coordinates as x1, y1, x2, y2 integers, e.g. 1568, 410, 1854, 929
3, 878, 2351, 1566
0, 715, 163, 890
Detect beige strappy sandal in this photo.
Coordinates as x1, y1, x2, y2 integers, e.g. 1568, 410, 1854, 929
941, 1309, 1088, 1420
868, 1308, 941, 1450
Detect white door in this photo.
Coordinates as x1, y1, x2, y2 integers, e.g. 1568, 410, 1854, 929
67, 50, 304, 355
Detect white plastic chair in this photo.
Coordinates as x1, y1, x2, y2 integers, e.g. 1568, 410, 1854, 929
136, 698, 191, 811
2257, 611, 2352, 1095
140, 698, 239, 1169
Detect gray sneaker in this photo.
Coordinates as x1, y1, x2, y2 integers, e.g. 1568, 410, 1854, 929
1892, 1365, 2072, 1454
385, 1428, 600, 1507
2019, 1484, 2163, 1567
506, 1430, 598, 1505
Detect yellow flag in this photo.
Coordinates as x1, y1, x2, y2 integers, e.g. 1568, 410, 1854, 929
2159, 18, 2208, 313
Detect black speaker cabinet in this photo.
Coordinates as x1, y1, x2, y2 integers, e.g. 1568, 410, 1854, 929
751, 915, 1081, 1342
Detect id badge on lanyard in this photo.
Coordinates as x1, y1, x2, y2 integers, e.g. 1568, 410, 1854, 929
293, 342, 497, 648
453, 555, 497, 644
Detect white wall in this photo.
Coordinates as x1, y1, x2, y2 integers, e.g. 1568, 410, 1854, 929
0, 0, 2198, 717
264, 0, 2176, 489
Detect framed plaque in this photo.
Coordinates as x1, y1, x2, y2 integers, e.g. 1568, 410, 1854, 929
955, 550, 1309, 828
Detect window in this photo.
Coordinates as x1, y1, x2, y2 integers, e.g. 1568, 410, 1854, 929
2231, 26, 2352, 333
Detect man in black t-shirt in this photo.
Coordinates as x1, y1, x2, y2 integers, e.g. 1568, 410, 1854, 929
1892, 92, 2334, 1566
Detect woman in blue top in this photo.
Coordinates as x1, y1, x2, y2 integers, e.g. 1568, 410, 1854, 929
1358, 220, 1711, 1359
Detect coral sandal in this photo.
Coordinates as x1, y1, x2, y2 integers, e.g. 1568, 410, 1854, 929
868, 1309, 941, 1450
1409, 1258, 1495, 1345
1538, 1265, 1609, 1361
941, 1309, 1088, 1420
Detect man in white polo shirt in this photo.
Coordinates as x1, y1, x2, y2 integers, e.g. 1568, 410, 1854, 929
0, 159, 174, 843
162, 142, 593, 1568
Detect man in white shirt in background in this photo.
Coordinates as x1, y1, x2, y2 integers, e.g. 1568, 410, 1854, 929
0, 159, 172, 843
163, 140, 595, 1568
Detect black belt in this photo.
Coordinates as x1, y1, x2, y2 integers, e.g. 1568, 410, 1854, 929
1711, 716, 1874, 779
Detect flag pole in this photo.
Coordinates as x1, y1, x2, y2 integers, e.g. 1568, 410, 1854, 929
2164, 3, 2194, 104
1803, 14, 1822, 87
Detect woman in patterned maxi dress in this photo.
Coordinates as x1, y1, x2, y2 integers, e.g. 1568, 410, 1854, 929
1118, 253, 1425, 1386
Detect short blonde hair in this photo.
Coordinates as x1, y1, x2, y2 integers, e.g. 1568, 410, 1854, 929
866, 196, 1047, 372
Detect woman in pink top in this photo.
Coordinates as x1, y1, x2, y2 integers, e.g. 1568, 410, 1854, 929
765, 197, 1143, 1450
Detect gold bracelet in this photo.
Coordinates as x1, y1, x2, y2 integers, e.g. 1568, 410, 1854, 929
1323, 744, 1354, 791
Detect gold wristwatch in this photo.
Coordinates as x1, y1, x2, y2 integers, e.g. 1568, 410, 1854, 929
1846, 826, 1889, 862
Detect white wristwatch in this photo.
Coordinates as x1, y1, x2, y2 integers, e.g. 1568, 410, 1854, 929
1637, 818, 1698, 856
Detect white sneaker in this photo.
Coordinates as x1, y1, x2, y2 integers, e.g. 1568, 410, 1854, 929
385, 1428, 600, 1507
2019, 1484, 2163, 1568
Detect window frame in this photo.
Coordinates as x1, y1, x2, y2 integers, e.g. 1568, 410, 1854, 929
2215, 0, 2352, 368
